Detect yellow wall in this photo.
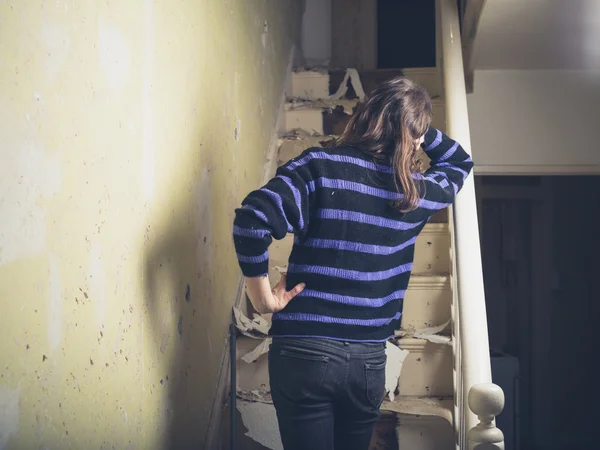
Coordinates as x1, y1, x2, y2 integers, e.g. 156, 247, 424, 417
0, 1, 303, 448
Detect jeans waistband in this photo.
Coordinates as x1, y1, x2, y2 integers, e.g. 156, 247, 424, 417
271, 336, 386, 356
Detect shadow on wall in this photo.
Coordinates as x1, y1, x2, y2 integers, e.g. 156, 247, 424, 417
143, 147, 230, 448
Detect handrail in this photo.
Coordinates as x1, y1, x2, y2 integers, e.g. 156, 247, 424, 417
438, 0, 504, 448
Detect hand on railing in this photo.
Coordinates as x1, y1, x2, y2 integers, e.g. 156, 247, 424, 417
467, 383, 505, 450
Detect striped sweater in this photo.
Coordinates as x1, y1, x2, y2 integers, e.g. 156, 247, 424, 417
233, 127, 474, 342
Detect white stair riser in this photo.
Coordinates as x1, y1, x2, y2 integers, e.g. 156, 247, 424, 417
413, 225, 450, 274
397, 340, 453, 396
290, 71, 330, 100
396, 414, 454, 450
284, 108, 324, 135
290, 68, 443, 101
401, 278, 451, 330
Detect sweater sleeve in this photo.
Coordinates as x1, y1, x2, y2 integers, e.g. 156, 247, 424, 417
417, 127, 474, 208
233, 162, 311, 278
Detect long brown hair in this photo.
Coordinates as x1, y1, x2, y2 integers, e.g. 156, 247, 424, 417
334, 76, 432, 212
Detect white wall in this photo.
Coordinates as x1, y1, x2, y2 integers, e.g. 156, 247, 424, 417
301, 0, 332, 66
467, 70, 600, 174
473, 0, 600, 70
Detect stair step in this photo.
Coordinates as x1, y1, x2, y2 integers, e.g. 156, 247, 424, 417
381, 395, 453, 424
402, 275, 451, 331
289, 70, 330, 100
282, 98, 446, 137
395, 338, 453, 397
283, 99, 359, 135
395, 412, 455, 450
290, 67, 442, 102
329, 67, 443, 99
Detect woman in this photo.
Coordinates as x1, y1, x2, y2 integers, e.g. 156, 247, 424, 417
232, 76, 473, 450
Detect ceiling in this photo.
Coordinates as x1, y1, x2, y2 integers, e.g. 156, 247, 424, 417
471, 0, 600, 70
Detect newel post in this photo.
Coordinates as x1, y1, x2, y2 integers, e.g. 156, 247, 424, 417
467, 383, 505, 450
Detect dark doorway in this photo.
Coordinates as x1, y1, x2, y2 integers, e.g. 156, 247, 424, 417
476, 175, 600, 450
377, 0, 436, 68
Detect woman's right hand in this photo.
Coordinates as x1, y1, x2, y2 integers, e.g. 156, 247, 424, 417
246, 273, 305, 314
269, 273, 306, 313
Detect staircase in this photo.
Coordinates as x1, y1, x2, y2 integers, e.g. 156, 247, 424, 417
232, 2, 505, 449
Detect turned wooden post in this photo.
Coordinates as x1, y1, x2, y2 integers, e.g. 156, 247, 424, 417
467, 383, 505, 450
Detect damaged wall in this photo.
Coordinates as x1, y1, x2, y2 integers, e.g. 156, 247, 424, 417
0, 0, 303, 448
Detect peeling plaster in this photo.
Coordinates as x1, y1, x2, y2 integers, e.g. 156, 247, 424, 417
329, 68, 365, 100
241, 338, 271, 363
233, 307, 270, 338
385, 341, 409, 402
238, 401, 282, 450
413, 320, 452, 345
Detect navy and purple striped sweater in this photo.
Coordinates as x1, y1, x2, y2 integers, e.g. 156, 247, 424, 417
233, 127, 474, 342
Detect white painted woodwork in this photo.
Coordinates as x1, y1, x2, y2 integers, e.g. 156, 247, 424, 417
467, 383, 505, 450
284, 107, 325, 135
413, 223, 450, 274
397, 338, 453, 397
290, 67, 443, 101
439, 1, 504, 447
290, 71, 331, 100
396, 414, 455, 450
402, 276, 451, 331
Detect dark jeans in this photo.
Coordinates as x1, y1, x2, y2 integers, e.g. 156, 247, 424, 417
269, 337, 387, 450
